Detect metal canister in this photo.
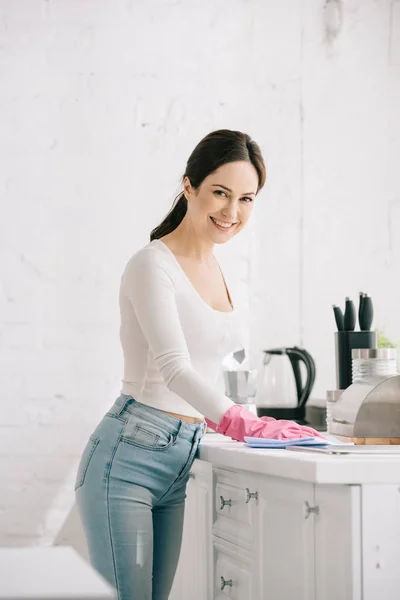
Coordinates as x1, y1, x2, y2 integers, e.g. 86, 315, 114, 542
326, 389, 343, 433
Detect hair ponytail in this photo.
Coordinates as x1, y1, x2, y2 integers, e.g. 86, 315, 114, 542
150, 193, 187, 241
150, 129, 266, 242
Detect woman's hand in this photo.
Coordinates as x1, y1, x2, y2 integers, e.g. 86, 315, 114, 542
206, 404, 326, 443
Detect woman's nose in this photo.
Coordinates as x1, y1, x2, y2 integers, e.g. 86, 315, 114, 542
222, 200, 238, 221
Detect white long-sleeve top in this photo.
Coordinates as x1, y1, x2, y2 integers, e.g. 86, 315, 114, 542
119, 239, 243, 421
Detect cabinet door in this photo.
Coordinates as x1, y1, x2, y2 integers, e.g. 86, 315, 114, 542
315, 485, 362, 600
361, 484, 400, 600
256, 477, 315, 600
169, 460, 213, 600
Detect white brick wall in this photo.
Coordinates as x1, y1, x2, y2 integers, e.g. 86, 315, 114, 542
0, 0, 399, 545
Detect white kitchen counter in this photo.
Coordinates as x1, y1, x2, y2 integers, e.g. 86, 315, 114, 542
198, 433, 400, 484
169, 433, 400, 599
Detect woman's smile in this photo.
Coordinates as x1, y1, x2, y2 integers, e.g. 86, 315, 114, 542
209, 216, 238, 231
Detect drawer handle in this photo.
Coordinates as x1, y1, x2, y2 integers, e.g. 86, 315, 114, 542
245, 487, 258, 503
220, 495, 232, 510
189, 472, 195, 479
304, 501, 319, 519
220, 576, 233, 590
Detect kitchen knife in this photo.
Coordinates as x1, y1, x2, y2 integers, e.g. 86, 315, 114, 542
343, 297, 356, 331
359, 294, 373, 331
358, 291, 364, 331
332, 305, 344, 331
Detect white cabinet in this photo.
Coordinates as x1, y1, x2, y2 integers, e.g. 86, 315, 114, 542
256, 478, 362, 600
172, 450, 400, 600
315, 484, 362, 600
173, 466, 364, 600
361, 484, 400, 600
256, 477, 315, 600
169, 460, 213, 600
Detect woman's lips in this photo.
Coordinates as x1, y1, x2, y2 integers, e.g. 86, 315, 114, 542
210, 216, 237, 231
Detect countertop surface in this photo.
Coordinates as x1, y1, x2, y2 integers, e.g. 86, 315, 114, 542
198, 433, 400, 484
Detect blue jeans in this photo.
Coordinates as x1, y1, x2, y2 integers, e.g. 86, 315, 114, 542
75, 394, 206, 600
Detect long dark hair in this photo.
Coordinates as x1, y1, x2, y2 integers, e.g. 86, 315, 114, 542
150, 129, 266, 241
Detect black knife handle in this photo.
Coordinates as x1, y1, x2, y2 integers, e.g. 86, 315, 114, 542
358, 292, 365, 331
343, 297, 356, 331
332, 305, 344, 332
360, 295, 373, 331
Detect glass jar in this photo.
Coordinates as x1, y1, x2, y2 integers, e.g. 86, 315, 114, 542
326, 390, 343, 433
351, 348, 398, 383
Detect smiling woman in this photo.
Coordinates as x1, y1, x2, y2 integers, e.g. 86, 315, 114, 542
75, 129, 323, 600
150, 129, 265, 243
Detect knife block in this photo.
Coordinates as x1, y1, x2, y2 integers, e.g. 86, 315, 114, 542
335, 331, 377, 390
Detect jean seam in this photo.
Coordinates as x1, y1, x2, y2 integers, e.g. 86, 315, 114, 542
154, 435, 201, 506
105, 413, 127, 422
74, 437, 100, 491
103, 421, 125, 483
125, 411, 181, 437
105, 426, 124, 597
120, 436, 174, 452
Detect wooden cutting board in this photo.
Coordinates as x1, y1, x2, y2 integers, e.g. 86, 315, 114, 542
334, 435, 400, 445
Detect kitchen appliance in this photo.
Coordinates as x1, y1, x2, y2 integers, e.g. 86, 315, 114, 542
223, 369, 257, 405
222, 348, 258, 411
255, 347, 316, 424
330, 373, 400, 442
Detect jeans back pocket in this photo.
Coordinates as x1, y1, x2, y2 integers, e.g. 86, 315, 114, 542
74, 435, 100, 490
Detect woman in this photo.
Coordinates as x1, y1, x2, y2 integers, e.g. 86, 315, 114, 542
75, 129, 322, 600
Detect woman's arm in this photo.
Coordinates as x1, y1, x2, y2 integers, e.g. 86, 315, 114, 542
123, 248, 325, 441
122, 248, 233, 423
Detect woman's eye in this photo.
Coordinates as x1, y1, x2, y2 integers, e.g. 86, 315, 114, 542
214, 190, 226, 197
241, 197, 253, 203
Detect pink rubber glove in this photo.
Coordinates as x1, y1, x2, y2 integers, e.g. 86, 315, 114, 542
206, 404, 326, 442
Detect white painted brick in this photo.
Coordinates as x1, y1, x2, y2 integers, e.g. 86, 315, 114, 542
0, 0, 399, 546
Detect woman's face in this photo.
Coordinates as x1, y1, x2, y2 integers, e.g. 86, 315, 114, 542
183, 161, 259, 244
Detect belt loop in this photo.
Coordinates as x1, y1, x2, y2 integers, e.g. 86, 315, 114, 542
195, 421, 206, 443
115, 394, 134, 416
173, 419, 183, 443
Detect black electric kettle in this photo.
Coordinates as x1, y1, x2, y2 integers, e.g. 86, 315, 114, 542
255, 347, 316, 424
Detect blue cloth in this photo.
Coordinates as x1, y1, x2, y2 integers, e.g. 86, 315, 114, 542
244, 436, 330, 448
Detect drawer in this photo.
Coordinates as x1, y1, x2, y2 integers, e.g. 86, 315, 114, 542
213, 538, 253, 600
213, 468, 259, 548
216, 481, 252, 526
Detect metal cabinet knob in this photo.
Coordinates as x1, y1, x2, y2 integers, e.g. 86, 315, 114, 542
245, 487, 258, 503
220, 576, 233, 590
304, 501, 319, 519
220, 495, 232, 510
188, 472, 195, 479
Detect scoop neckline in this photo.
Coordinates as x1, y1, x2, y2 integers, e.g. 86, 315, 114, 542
152, 239, 236, 316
